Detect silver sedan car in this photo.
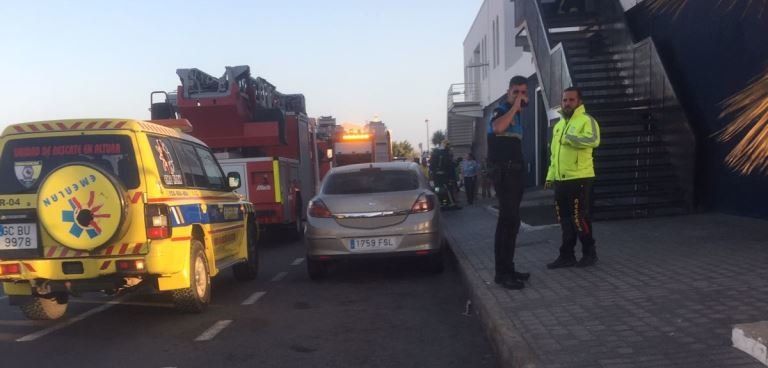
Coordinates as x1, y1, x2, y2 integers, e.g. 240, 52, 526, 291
305, 162, 443, 279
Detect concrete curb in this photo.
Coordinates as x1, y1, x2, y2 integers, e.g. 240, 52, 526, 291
444, 227, 540, 368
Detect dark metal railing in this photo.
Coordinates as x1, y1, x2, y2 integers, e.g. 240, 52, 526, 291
514, 0, 572, 111
515, 0, 696, 213
627, 38, 696, 208
447, 83, 481, 111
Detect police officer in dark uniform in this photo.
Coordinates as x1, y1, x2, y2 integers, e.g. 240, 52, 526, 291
488, 75, 531, 290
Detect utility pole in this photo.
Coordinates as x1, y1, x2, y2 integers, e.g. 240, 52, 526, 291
425, 118, 430, 149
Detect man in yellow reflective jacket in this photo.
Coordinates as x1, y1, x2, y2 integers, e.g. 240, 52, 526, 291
545, 87, 601, 269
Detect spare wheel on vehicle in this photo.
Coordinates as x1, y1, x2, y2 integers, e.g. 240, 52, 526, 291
37, 163, 129, 251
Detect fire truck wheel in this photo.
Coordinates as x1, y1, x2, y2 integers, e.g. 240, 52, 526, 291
172, 240, 210, 313
20, 293, 68, 320
294, 217, 304, 239
306, 257, 327, 281
233, 221, 259, 281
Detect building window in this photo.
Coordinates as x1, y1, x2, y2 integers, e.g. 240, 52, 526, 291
492, 19, 497, 69
482, 36, 487, 79
495, 15, 500, 68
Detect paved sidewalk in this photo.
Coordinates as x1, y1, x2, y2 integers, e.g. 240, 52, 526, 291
443, 196, 768, 368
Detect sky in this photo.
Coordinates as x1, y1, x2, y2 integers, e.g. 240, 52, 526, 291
0, 0, 481, 153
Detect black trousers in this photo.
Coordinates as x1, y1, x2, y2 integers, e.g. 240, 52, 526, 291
554, 178, 596, 259
492, 163, 525, 276
464, 176, 477, 204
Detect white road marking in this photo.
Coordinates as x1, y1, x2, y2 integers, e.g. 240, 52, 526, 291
271, 272, 288, 282
16, 298, 122, 342
194, 320, 232, 341
290, 258, 305, 266
69, 299, 175, 308
241, 291, 266, 305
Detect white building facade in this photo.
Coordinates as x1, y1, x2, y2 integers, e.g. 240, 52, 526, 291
447, 0, 535, 170
462, 0, 535, 108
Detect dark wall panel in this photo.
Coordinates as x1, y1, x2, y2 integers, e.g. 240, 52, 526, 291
626, 0, 768, 217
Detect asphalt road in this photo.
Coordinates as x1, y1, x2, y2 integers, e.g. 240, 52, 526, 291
0, 234, 496, 368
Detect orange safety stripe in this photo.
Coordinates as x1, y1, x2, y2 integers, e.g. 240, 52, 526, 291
9, 121, 130, 133
22, 263, 36, 272
129, 192, 143, 204
43, 243, 145, 258
100, 261, 111, 270
147, 196, 238, 203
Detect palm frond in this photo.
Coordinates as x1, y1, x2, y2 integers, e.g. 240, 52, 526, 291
718, 67, 768, 175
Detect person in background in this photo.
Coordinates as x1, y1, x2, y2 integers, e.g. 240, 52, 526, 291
421, 157, 430, 180
479, 159, 492, 199
453, 155, 463, 204
461, 153, 479, 205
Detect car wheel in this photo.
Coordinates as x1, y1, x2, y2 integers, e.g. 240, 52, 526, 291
20, 293, 68, 320
307, 257, 327, 280
295, 216, 304, 238
426, 251, 444, 274
286, 215, 304, 241
172, 240, 211, 313
233, 221, 259, 281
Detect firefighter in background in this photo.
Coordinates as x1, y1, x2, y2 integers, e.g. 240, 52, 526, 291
429, 140, 460, 209
545, 87, 601, 269
454, 155, 463, 201
415, 157, 430, 181
291, 179, 303, 222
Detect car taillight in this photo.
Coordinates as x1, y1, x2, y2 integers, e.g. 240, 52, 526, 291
145, 204, 171, 240
0, 263, 21, 275
411, 194, 436, 213
308, 199, 333, 218
116, 259, 146, 272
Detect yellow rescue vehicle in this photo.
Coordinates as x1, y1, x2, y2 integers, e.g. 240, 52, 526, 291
0, 118, 258, 319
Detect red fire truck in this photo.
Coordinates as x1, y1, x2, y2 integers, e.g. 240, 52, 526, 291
150, 65, 317, 237
333, 120, 392, 167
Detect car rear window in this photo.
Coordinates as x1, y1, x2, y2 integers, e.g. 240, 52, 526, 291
323, 169, 419, 195
0, 135, 139, 194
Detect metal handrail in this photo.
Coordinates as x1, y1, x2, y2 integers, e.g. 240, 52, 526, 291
514, 0, 572, 111
447, 83, 481, 110
627, 37, 696, 207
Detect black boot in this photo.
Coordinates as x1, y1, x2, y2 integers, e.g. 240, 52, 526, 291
494, 275, 525, 290
575, 255, 598, 268
546, 256, 577, 269
514, 271, 530, 281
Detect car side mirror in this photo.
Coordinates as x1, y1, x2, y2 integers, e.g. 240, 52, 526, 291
227, 172, 241, 190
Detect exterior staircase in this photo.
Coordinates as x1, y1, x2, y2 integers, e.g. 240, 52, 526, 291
515, 0, 696, 220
